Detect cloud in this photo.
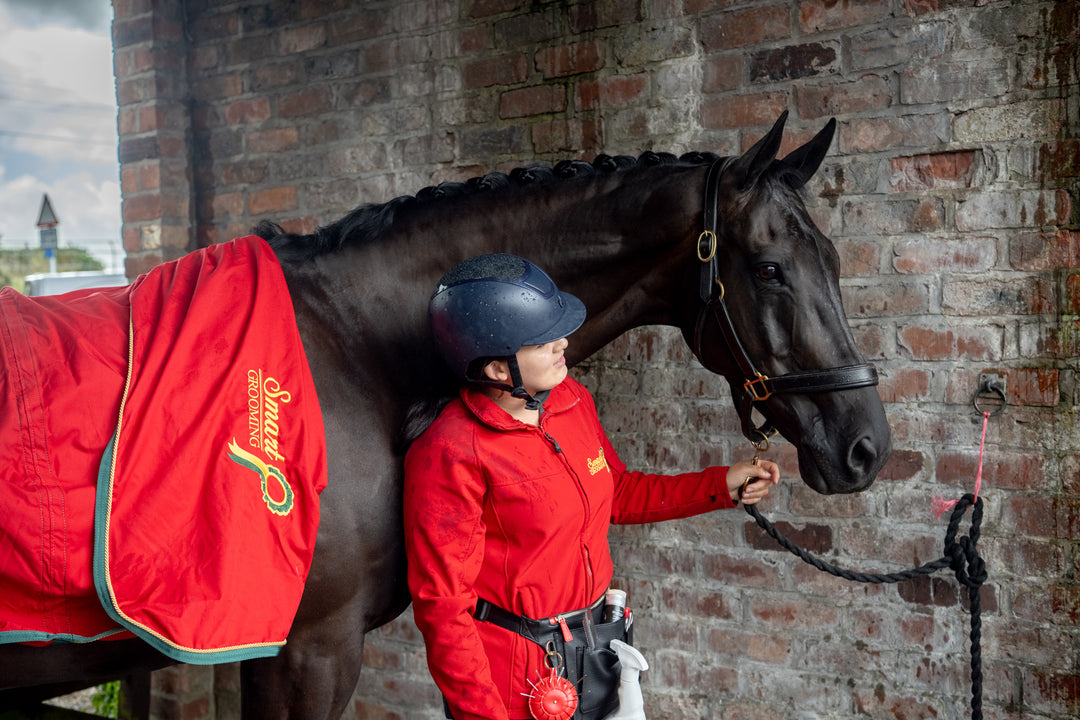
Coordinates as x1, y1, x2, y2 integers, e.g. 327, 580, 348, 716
0, 0, 120, 270
0, 0, 111, 33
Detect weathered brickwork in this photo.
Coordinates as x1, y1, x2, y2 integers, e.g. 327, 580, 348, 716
109, 0, 1078, 718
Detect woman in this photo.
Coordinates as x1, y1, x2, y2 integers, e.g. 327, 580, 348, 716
404, 253, 778, 720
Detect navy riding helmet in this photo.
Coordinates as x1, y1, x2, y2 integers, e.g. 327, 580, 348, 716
429, 253, 586, 406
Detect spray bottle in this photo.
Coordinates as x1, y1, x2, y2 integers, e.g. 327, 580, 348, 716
602, 639, 649, 720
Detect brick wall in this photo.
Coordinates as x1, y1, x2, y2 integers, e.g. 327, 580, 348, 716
110, 0, 1079, 718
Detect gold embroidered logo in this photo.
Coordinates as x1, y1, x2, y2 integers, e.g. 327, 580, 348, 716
587, 447, 610, 475
246, 369, 290, 462
227, 440, 294, 516
228, 369, 296, 516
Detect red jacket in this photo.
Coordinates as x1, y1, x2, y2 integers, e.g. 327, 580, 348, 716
404, 377, 735, 720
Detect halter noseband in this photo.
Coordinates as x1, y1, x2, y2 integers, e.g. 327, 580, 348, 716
692, 157, 879, 442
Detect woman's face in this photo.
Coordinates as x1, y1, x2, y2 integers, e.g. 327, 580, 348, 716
514, 337, 570, 395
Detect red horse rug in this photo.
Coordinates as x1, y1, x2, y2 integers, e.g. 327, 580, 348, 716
0, 236, 326, 664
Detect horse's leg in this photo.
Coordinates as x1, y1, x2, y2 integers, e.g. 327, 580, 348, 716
239, 622, 367, 720
239, 574, 408, 719
238, 403, 410, 720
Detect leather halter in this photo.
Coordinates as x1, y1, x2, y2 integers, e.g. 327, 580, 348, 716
692, 158, 879, 442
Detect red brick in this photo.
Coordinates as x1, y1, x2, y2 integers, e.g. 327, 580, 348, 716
463, 53, 529, 88
574, 79, 599, 111
894, 237, 996, 274
225, 97, 271, 125
841, 114, 945, 154
842, 279, 931, 318
701, 554, 782, 590
353, 701, 404, 720
279, 22, 326, 54
221, 159, 268, 186
1014, 585, 1080, 625
1010, 229, 1080, 271
278, 86, 333, 118
745, 520, 833, 554
122, 193, 162, 222
897, 575, 957, 608
749, 595, 839, 628
797, 75, 891, 118
1004, 494, 1078, 538
1026, 670, 1080, 717
531, 117, 602, 154
854, 687, 945, 720
957, 189, 1071, 232
936, 450, 1045, 492
707, 628, 791, 664
702, 54, 743, 93
660, 585, 734, 619
209, 192, 243, 219
1008, 367, 1060, 407
750, 42, 839, 83
701, 6, 790, 51
1068, 274, 1080, 314
535, 41, 605, 78
877, 449, 925, 482
599, 73, 648, 107
249, 186, 297, 215
902, 60, 1009, 105
138, 105, 171, 133
1036, 138, 1080, 181
877, 367, 931, 402
702, 92, 788, 130
897, 324, 999, 361
655, 653, 738, 694
469, 0, 526, 19
328, 8, 389, 43
942, 276, 1056, 316
800, 0, 891, 32
568, 0, 643, 32
889, 150, 978, 191
498, 84, 566, 118
247, 127, 299, 153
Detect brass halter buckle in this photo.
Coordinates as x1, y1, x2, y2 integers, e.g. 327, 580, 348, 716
743, 372, 773, 402
696, 230, 717, 262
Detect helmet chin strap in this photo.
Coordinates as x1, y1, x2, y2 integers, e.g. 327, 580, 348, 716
507, 355, 542, 411
470, 356, 542, 411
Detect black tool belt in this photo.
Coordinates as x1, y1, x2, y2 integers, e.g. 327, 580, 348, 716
473, 596, 606, 644
473, 597, 632, 719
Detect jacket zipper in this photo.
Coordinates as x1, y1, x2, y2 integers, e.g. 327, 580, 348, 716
539, 408, 596, 606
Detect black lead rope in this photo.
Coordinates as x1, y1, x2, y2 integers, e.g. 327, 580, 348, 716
744, 494, 987, 719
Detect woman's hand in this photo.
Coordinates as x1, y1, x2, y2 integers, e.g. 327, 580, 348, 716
726, 458, 780, 505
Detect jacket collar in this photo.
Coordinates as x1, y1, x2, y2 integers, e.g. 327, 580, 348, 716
460, 380, 577, 431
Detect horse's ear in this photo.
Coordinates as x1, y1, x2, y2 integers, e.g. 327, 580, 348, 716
730, 111, 788, 192
779, 118, 837, 189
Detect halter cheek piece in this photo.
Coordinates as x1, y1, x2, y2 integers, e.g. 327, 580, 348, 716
691, 157, 880, 442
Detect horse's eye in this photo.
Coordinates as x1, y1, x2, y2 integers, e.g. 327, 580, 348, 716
756, 264, 781, 282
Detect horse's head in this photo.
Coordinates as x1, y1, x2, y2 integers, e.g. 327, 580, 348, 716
685, 112, 891, 494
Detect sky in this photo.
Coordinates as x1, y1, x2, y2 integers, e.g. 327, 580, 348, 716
0, 0, 122, 271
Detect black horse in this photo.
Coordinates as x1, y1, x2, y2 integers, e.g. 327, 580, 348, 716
0, 113, 889, 719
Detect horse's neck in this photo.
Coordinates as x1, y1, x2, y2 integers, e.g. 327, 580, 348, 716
290, 163, 705, 369
452, 166, 705, 358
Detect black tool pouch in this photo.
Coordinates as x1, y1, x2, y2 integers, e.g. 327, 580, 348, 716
472, 598, 634, 720
552, 611, 633, 719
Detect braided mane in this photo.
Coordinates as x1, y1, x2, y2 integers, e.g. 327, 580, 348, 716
257, 151, 720, 262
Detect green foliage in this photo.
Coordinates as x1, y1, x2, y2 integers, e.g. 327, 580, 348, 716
0, 247, 104, 293
91, 681, 120, 718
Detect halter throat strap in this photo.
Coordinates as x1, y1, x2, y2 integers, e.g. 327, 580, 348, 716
692, 157, 879, 442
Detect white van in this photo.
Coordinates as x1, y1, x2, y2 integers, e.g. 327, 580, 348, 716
23, 271, 129, 297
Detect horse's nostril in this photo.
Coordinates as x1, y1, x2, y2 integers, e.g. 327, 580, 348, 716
847, 436, 879, 478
